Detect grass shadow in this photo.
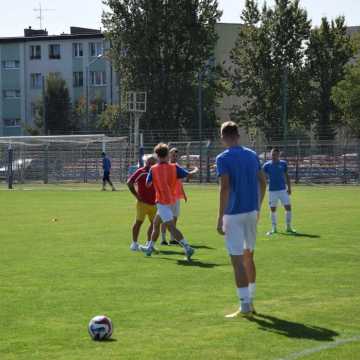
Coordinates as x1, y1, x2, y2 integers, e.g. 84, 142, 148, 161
158, 249, 184, 256
191, 245, 215, 250
159, 244, 215, 250
278, 232, 321, 238
176, 259, 223, 268
158, 257, 224, 268
248, 313, 338, 341
93, 338, 117, 342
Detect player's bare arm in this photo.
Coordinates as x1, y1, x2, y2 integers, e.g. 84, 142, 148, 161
186, 166, 199, 180
127, 180, 140, 200
217, 174, 230, 235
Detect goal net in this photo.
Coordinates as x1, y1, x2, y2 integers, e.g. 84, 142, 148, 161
0, 135, 130, 185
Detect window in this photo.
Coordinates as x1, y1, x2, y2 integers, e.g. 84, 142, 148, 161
30, 45, 41, 60
3, 90, 20, 98
97, 101, 106, 113
2, 60, 20, 69
31, 103, 37, 118
89, 42, 103, 57
49, 44, 61, 59
3, 118, 21, 127
73, 72, 84, 87
73, 43, 83, 57
49, 72, 61, 78
30, 73, 42, 89
90, 71, 107, 86
91, 100, 107, 114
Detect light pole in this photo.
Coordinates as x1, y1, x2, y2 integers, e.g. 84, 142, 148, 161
198, 59, 213, 183
85, 54, 105, 131
282, 66, 289, 144
198, 70, 203, 183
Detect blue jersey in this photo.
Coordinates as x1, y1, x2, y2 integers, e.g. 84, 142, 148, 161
216, 146, 261, 215
102, 157, 111, 172
263, 160, 288, 191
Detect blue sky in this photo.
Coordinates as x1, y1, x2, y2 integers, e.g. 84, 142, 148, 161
1, 0, 359, 37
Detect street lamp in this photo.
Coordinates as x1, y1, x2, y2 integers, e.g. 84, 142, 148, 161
198, 59, 213, 183
85, 54, 103, 131
282, 66, 289, 144
85, 53, 114, 130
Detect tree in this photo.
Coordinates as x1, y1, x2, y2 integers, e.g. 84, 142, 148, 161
71, 96, 87, 131
228, 0, 311, 141
102, 0, 222, 137
97, 105, 124, 135
44, 74, 73, 134
24, 98, 44, 135
306, 16, 354, 140
332, 60, 360, 138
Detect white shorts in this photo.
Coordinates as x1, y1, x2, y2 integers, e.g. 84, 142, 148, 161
269, 190, 291, 208
156, 203, 177, 223
171, 200, 181, 218
223, 211, 257, 256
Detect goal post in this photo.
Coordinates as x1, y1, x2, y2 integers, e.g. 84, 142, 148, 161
0, 134, 129, 186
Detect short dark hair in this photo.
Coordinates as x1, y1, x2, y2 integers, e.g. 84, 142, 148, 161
221, 121, 239, 138
101, 152, 106, 157
272, 148, 280, 153
154, 143, 169, 158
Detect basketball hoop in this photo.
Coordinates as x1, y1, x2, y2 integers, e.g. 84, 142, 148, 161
123, 91, 147, 163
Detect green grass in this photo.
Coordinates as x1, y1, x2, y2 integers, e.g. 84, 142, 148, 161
0, 185, 359, 360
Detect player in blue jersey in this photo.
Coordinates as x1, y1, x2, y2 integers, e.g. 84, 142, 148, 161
263, 148, 295, 235
101, 152, 116, 191
216, 121, 267, 318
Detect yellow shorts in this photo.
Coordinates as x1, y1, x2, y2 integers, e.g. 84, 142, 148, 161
136, 201, 156, 222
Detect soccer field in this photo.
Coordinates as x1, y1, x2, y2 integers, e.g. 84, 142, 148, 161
0, 185, 359, 360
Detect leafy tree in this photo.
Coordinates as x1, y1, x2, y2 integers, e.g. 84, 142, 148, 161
306, 16, 354, 140
24, 98, 44, 135
332, 60, 360, 138
44, 74, 73, 134
96, 105, 124, 135
228, 0, 311, 141
71, 96, 87, 131
102, 0, 222, 137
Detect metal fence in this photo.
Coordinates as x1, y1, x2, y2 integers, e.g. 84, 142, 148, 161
0, 135, 131, 186
160, 140, 360, 184
0, 134, 359, 186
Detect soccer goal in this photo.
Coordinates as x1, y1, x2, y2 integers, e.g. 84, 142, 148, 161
0, 134, 129, 187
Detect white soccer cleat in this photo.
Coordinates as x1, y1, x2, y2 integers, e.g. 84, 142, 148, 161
225, 302, 254, 319
139, 244, 154, 257
130, 242, 139, 251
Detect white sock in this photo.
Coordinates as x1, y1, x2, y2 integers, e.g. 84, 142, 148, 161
147, 240, 154, 248
249, 283, 256, 302
161, 231, 166, 242
286, 211, 292, 227
237, 287, 250, 304
271, 212, 277, 228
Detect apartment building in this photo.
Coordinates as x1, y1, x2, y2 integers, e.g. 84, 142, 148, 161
0, 26, 118, 136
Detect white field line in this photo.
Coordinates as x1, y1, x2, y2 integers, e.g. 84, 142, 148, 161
276, 335, 360, 360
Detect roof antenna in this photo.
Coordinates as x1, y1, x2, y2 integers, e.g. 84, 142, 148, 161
33, 2, 55, 29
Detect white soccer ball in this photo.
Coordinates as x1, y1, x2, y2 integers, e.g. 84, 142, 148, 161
88, 315, 113, 341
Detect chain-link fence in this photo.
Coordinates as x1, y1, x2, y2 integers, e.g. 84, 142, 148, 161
161, 139, 360, 184
0, 134, 359, 186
